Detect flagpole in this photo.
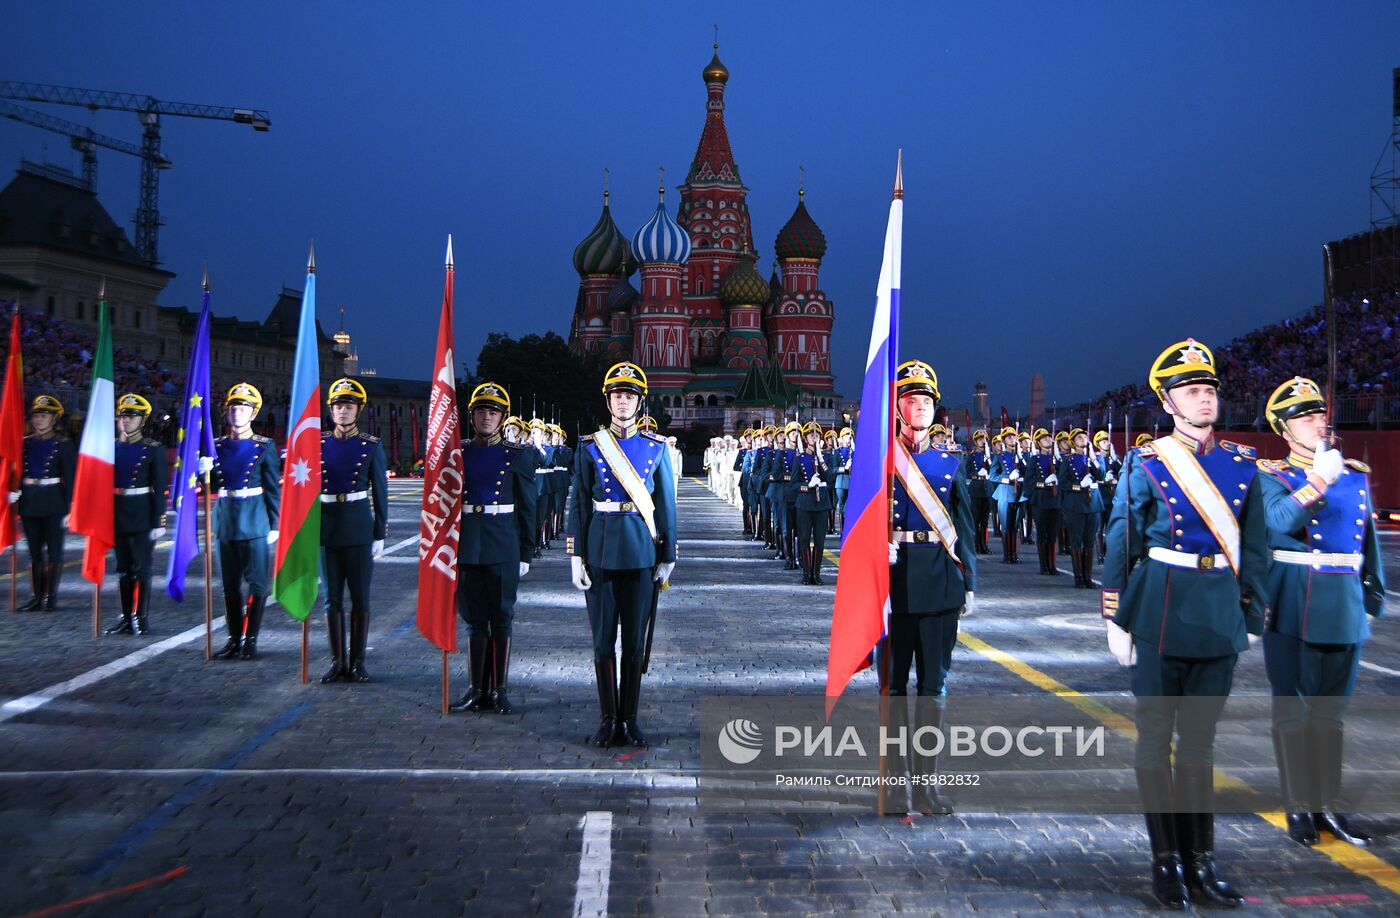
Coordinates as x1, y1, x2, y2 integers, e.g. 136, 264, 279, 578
441, 651, 449, 715
91, 578, 100, 638
203, 471, 213, 660
8, 547, 15, 614
301, 620, 309, 685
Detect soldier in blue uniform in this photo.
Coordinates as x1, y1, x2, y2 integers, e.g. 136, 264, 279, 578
794, 421, 835, 585
764, 423, 798, 566
105, 394, 168, 635
965, 429, 993, 555
884, 360, 976, 817
732, 429, 755, 537
780, 421, 803, 571
833, 426, 854, 536
205, 383, 282, 660
1101, 339, 1269, 909
529, 418, 552, 557
990, 427, 1025, 565
450, 382, 536, 714
1058, 427, 1104, 588
13, 396, 75, 611
568, 362, 677, 748
752, 427, 775, 546
1257, 377, 1385, 848
317, 378, 388, 684
1094, 430, 1120, 562
822, 427, 839, 534
1022, 428, 1062, 576
551, 425, 574, 548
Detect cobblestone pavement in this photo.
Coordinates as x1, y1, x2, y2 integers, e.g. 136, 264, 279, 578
2, 479, 1400, 916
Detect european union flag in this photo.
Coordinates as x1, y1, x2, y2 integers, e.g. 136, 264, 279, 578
166, 291, 216, 602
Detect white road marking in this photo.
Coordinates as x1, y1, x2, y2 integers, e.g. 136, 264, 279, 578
0, 768, 700, 788
0, 621, 220, 724
379, 535, 420, 557
574, 810, 614, 918
1360, 659, 1400, 678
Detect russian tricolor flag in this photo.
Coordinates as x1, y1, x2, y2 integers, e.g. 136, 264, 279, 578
826, 152, 902, 715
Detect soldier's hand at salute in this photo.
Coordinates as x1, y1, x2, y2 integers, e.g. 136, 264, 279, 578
372, 539, 384, 558
1313, 441, 1344, 485
519, 562, 529, 578
888, 541, 899, 565
571, 556, 591, 590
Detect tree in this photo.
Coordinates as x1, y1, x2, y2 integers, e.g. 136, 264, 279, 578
464, 332, 612, 438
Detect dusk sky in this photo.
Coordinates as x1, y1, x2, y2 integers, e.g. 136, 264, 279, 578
5, 2, 1399, 414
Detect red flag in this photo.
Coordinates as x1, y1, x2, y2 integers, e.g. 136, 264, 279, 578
0, 311, 24, 552
417, 237, 464, 652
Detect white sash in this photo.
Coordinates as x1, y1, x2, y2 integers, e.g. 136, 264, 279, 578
593, 430, 658, 542
892, 441, 960, 563
1152, 436, 1240, 574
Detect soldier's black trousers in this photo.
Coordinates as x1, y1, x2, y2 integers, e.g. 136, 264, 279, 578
1263, 632, 1359, 732
585, 567, 653, 665
1062, 510, 1099, 551
456, 561, 519, 638
887, 611, 959, 697
1130, 638, 1236, 768
970, 494, 990, 536
322, 543, 374, 618
115, 531, 154, 583
22, 513, 65, 569
796, 508, 828, 559
218, 537, 270, 600
1033, 507, 1060, 545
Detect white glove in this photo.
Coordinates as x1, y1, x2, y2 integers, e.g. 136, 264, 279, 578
1009, 470, 1021, 482
1080, 474, 1093, 489
1105, 472, 1117, 483
962, 591, 975, 618
571, 555, 592, 590
808, 474, 822, 488
1106, 620, 1136, 667
62, 514, 70, 529
888, 541, 900, 564
150, 527, 166, 541
977, 468, 988, 479
197, 455, 215, 475
372, 539, 385, 558
266, 530, 279, 545
519, 561, 530, 578
1247, 633, 1260, 648
1045, 474, 1058, 486
654, 561, 675, 584
1313, 441, 1344, 485
7, 491, 17, 504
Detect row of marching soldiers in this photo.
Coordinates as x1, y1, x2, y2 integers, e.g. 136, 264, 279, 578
497, 415, 574, 559
708, 422, 854, 585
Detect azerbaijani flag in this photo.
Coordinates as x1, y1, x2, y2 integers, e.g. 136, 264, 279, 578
0, 308, 24, 553
826, 153, 903, 715
70, 291, 116, 583
272, 247, 321, 621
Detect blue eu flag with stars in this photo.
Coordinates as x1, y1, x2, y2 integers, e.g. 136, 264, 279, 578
166, 292, 217, 601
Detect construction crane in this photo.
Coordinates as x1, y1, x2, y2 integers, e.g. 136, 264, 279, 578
0, 81, 270, 267
0, 99, 171, 192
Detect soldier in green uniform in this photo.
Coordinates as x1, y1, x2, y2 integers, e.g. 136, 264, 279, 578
1100, 338, 1269, 909
14, 396, 75, 611
794, 421, 835, 585
106, 394, 168, 635
206, 383, 282, 660
568, 363, 677, 748
1257, 377, 1385, 848
1057, 427, 1104, 588
318, 378, 389, 683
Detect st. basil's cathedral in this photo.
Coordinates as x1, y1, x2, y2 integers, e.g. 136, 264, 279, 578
567, 45, 841, 433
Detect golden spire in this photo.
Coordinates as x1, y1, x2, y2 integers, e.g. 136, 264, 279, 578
307, 240, 316, 273
202, 262, 210, 292
893, 149, 904, 201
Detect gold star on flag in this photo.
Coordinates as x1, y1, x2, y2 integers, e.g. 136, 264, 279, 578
189, 394, 202, 408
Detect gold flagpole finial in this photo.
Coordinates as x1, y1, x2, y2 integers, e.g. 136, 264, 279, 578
446, 234, 454, 269
893, 149, 904, 201
98, 277, 107, 299
202, 263, 210, 292
307, 241, 316, 273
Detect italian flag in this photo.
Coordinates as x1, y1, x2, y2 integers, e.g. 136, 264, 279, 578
70, 296, 115, 583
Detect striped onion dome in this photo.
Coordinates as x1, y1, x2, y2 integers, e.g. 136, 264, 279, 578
774, 190, 827, 261
631, 187, 691, 265
572, 191, 628, 276
720, 252, 770, 307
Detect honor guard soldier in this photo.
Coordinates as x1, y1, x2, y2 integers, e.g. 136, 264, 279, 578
779, 422, 802, 570
529, 418, 552, 556
1017, 431, 1036, 546
884, 360, 976, 816
551, 424, 574, 547
1101, 339, 1269, 909
794, 421, 835, 584
502, 415, 526, 446
1023, 428, 1062, 575
990, 427, 1024, 564
1058, 427, 1104, 587
1094, 430, 1120, 562
14, 396, 75, 611
450, 382, 536, 714
318, 378, 388, 683
106, 395, 168, 634
568, 362, 677, 748
733, 429, 756, 537
1135, 432, 1153, 449
1258, 377, 1385, 848
822, 427, 839, 534
966, 429, 993, 555
833, 426, 854, 536
206, 383, 282, 660
764, 423, 798, 566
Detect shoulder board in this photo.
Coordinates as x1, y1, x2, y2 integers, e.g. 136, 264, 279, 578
579, 434, 595, 443
1255, 458, 1288, 473
252, 435, 271, 444
360, 433, 381, 443
1131, 444, 1156, 458
321, 432, 332, 440
1219, 440, 1255, 459
1345, 458, 1372, 474
640, 432, 666, 442
141, 437, 161, 447
502, 442, 523, 451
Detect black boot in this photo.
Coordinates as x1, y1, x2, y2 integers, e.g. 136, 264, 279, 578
1176, 764, 1245, 908
450, 636, 493, 711
811, 547, 824, 586
488, 634, 512, 713
1002, 531, 1014, 564
911, 698, 955, 816
882, 696, 913, 816
1313, 723, 1372, 846
214, 595, 244, 659
41, 562, 60, 611
617, 660, 648, 747
19, 564, 44, 611
1081, 550, 1094, 589
348, 611, 371, 682
785, 531, 798, 570
320, 611, 347, 683
1272, 725, 1318, 845
1137, 768, 1191, 910
1069, 549, 1083, 587
240, 596, 266, 660
590, 656, 618, 747
106, 580, 135, 634
134, 579, 151, 634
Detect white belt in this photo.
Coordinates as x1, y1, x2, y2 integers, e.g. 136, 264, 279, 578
320, 490, 368, 504
1148, 546, 1228, 571
115, 486, 152, 496
594, 500, 639, 513
1272, 549, 1362, 570
218, 487, 264, 499
23, 477, 60, 486
553, 467, 568, 473
893, 530, 940, 544
465, 503, 514, 515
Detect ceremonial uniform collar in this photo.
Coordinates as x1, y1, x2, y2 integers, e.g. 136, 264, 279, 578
899, 432, 931, 454
473, 433, 504, 447
1286, 451, 1315, 470
609, 422, 638, 439
333, 425, 359, 440
1170, 428, 1215, 454
229, 429, 254, 440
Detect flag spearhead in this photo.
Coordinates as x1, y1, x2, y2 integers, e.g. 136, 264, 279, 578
893, 149, 904, 201
307, 241, 316, 274
202, 263, 210, 292
446, 234, 454, 270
